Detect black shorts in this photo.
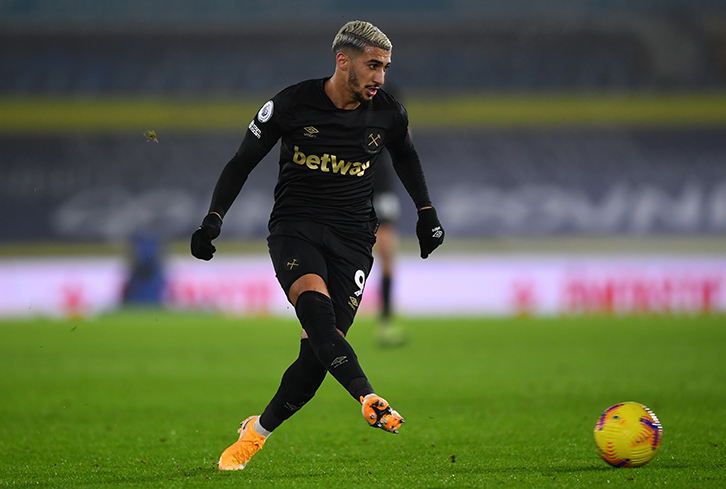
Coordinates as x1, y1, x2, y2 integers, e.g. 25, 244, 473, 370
267, 221, 376, 334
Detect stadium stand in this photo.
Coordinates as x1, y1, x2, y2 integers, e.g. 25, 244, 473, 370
2, 129, 725, 241
1, 1, 725, 93
1, 1, 725, 242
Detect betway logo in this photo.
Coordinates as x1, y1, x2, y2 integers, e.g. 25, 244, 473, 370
292, 146, 370, 177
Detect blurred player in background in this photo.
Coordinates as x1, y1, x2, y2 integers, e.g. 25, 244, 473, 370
190, 20, 444, 470
372, 150, 406, 347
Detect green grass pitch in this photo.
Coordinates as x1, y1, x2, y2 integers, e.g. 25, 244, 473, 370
1, 311, 724, 488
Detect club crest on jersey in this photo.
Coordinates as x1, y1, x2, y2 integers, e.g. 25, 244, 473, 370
363, 129, 385, 154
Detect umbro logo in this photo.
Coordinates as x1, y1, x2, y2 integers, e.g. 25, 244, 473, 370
284, 402, 302, 412
303, 126, 319, 138
331, 356, 348, 369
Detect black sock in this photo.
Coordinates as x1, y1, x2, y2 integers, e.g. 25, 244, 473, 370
295, 290, 373, 401
381, 274, 392, 320
259, 339, 327, 432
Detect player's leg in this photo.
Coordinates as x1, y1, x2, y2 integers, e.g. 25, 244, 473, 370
376, 222, 395, 322
372, 190, 400, 322
373, 222, 406, 346
256, 267, 370, 433
322, 232, 405, 433
222, 229, 378, 439
219, 312, 331, 470
219, 226, 403, 470
259, 269, 388, 430
257, 338, 327, 433
294, 273, 404, 434
219, 231, 329, 470
259, 234, 333, 423
290, 274, 374, 402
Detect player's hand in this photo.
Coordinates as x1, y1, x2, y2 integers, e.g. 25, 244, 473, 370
191, 213, 222, 260
416, 207, 444, 259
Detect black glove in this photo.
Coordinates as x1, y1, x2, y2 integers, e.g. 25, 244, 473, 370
191, 213, 222, 260
416, 207, 444, 259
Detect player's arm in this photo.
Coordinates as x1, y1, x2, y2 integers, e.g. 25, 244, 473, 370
386, 131, 430, 210
207, 138, 270, 219
191, 104, 282, 261
386, 130, 445, 259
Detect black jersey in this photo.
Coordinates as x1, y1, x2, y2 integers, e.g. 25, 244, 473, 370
373, 149, 395, 195
208, 78, 431, 238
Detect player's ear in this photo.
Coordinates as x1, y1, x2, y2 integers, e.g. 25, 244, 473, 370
336, 51, 351, 71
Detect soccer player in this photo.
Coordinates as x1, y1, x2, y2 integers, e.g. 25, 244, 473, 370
372, 151, 406, 346
190, 20, 445, 471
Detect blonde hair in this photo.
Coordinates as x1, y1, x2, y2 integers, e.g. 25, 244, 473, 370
332, 20, 392, 54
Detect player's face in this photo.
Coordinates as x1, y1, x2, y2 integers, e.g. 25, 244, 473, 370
347, 46, 391, 104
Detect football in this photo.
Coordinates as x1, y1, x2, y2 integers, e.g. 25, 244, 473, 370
593, 402, 663, 467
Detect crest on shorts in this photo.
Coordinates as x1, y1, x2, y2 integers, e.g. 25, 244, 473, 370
286, 257, 300, 271
363, 128, 385, 154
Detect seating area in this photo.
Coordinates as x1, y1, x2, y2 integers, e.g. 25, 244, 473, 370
1, 1, 724, 94
0, 26, 717, 94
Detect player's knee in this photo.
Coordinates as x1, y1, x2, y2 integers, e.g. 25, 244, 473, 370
289, 274, 329, 306
295, 290, 338, 340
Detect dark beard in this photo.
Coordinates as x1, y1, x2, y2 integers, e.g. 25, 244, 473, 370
347, 69, 367, 104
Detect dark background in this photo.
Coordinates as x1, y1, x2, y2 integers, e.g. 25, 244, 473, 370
1, 0, 725, 242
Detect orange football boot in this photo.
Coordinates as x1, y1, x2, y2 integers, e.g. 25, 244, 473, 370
360, 394, 405, 434
218, 415, 267, 470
